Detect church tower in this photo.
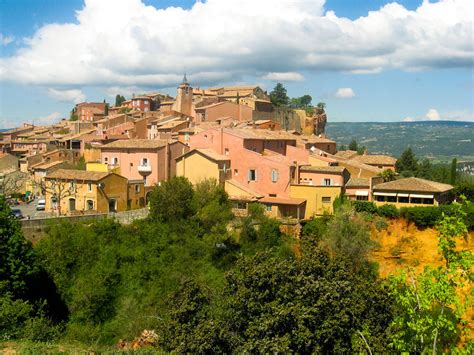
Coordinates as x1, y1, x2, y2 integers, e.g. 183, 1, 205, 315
172, 74, 193, 116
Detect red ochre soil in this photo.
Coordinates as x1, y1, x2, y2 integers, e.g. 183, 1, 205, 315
370, 218, 474, 343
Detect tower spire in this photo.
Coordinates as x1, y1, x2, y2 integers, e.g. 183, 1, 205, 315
182, 73, 188, 84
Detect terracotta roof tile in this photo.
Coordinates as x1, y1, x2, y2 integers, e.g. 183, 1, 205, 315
45, 169, 111, 181
352, 154, 397, 165
100, 139, 168, 149
373, 177, 453, 193
345, 178, 370, 187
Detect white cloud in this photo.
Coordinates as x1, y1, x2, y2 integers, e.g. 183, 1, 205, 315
47, 88, 86, 104
0, 0, 472, 87
441, 110, 474, 121
262, 72, 304, 81
35, 112, 63, 125
403, 116, 415, 122
0, 34, 14, 46
425, 108, 440, 120
335, 87, 356, 99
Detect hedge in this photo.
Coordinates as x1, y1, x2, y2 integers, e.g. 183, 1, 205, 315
351, 201, 472, 230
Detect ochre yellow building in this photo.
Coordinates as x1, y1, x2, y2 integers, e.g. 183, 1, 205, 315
176, 148, 230, 185
44, 169, 143, 215
290, 185, 343, 219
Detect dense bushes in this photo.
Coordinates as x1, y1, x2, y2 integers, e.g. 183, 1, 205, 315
352, 200, 473, 230
1, 178, 471, 351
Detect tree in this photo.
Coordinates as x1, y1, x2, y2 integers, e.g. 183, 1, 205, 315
450, 158, 457, 185
222, 248, 393, 353
388, 201, 473, 352
149, 176, 195, 223
269, 83, 289, 107
379, 169, 396, 182
69, 107, 78, 121
396, 147, 418, 176
417, 158, 432, 179
321, 204, 376, 270
36, 177, 79, 216
0, 171, 27, 196
300, 94, 312, 108
316, 102, 326, 111
115, 94, 126, 107
192, 179, 232, 234
349, 139, 359, 151
0, 196, 39, 297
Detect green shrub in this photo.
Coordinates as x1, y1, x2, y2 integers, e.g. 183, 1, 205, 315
377, 204, 399, 218
352, 201, 377, 214
375, 218, 388, 231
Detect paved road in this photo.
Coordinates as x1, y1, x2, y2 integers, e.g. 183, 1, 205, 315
10, 198, 50, 220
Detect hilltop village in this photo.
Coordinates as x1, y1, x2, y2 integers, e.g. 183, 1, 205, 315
0, 77, 454, 219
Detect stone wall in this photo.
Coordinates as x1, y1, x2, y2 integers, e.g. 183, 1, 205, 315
21, 208, 149, 243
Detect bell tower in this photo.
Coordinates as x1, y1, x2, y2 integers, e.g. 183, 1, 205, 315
172, 74, 193, 116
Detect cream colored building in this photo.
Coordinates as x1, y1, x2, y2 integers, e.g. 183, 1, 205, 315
372, 177, 453, 208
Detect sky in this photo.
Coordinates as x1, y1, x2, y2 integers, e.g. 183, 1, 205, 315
0, 0, 472, 128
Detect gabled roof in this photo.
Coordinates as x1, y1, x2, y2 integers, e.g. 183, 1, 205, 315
335, 150, 358, 159
300, 166, 346, 174
225, 179, 263, 200
259, 196, 306, 205
373, 177, 453, 193
45, 169, 112, 182
31, 160, 64, 171
345, 178, 370, 187
352, 154, 397, 166
99, 139, 169, 149
176, 148, 230, 163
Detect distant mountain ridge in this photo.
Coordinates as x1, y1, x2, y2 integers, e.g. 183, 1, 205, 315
326, 121, 474, 163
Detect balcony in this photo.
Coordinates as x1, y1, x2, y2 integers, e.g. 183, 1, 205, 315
138, 164, 152, 175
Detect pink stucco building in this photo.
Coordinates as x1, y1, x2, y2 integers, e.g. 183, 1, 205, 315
189, 128, 308, 198
99, 139, 189, 187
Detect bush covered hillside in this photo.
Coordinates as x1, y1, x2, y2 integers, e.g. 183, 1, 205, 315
1, 177, 473, 353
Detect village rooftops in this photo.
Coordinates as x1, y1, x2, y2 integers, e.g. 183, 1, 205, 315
299, 166, 346, 174
99, 139, 170, 150
335, 150, 358, 159
30, 160, 64, 171
223, 128, 297, 141
259, 196, 306, 206
298, 135, 336, 144
352, 154, 397, 166
46, 169, 111, 182
345, 177, 370, 187
373, 177, 453, 193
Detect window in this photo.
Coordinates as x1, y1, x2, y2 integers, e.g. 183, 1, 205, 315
224, 148, 229, 155
248, 169, 257, 181
86, 200, 94, 210
87, 183, 92, 192
323, 178, 331, 186
232, 202, 247, 210
69, 198, 76, 211
322, 196, 331, 204
142, 158, 148, 166
271, 169, 278, 183
269, 193, 277, 197
356, 195, 368, 201
130, 163, 133, 168
113, 157, 118, 165
398, 196, 409, 203
70, 181, 76, 192
104, 157, 108, 164
135, 184, 140, 193
234, 169, 239, 176
265, 204, 272, 212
